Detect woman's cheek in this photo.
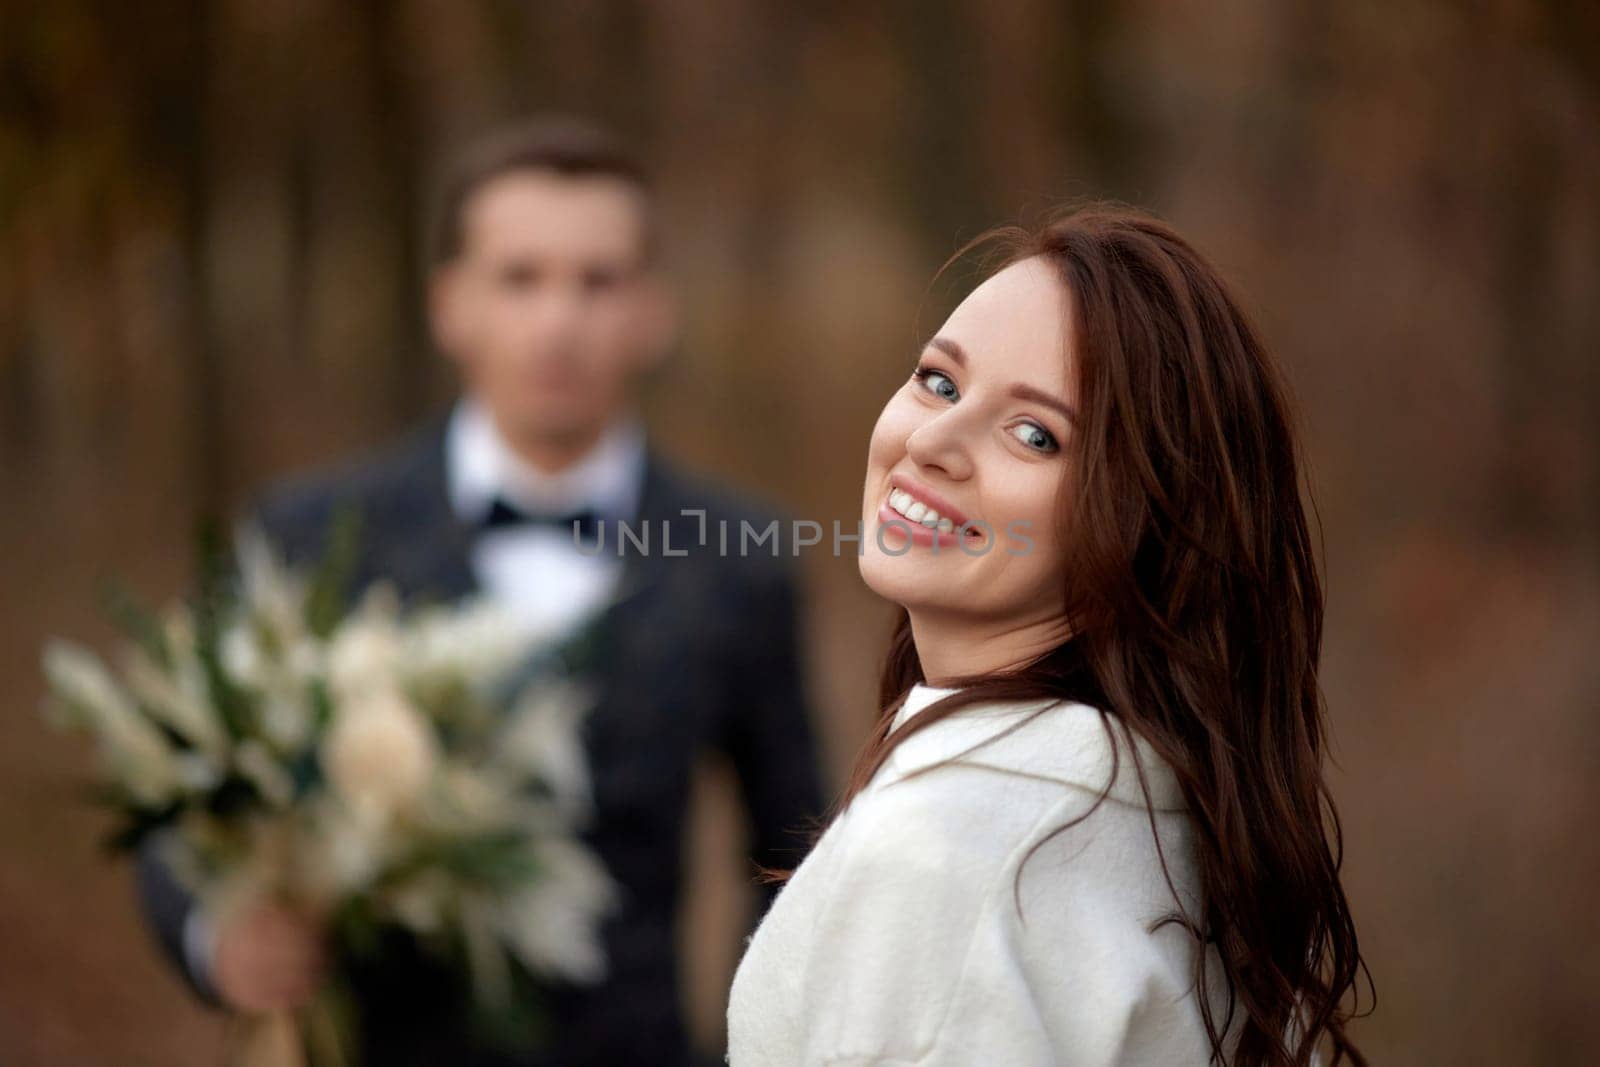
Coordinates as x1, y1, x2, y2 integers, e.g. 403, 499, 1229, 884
986, 477, 1063, 578
868, 398, 915, 463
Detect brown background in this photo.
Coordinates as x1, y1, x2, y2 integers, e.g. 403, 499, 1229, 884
3, 2, 1598, 1063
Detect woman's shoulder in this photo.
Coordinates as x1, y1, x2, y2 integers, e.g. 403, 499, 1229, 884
744, 694, 1212, 1065
882, 688, 1188, 814
819, 693, 1191, 919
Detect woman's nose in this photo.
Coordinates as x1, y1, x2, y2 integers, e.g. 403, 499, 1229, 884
905, 409, 975, 482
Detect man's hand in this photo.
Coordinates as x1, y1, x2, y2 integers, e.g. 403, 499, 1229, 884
211, 901, 328, 1014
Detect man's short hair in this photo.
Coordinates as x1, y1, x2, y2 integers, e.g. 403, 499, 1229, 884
429, 115, 655, 266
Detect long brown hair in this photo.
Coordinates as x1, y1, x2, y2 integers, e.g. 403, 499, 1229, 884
761, 202, 1372, 1066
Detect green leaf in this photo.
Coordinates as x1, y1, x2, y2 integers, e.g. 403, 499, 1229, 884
330, 895, 385, 959
191, 515, 253, 739
99, 799, 185, 853
393, 830, 543, 891
464, 948, 554, 1054
96, 580, 172, 669
306, 504, 365, 638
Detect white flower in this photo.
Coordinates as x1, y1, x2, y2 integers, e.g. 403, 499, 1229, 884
494, 835, 619, 983
320, 686, 438, 820
401, 597, 538, 692
121, 646, 228, 762
325, 592, 404, 699
226, 621, 324, 689
43, 640, 179, 806
258, 688, 313, 753
388, 872, 451, 934
300, 798, 389, 897
235, 739, 296, 808
219, 622, 266, 687
234, 526, 308, 638
494, 679, 598, 822
282, 636, 323, 685
174, 752, 223, 792
425, 761, 521, 833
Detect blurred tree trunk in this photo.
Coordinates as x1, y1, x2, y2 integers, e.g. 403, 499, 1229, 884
178, 0, 224, 525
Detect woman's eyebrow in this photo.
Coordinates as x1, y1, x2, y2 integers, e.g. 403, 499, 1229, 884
925, 335, 968, 365
1008, 383, 1078, 423
925, 335, 1078, 423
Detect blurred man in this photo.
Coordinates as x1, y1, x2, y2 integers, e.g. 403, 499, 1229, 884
135, 116, 828, 1067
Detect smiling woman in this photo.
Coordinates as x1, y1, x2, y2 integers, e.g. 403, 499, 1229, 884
859, 254, 1083, 678
727, 203, 1370, 1067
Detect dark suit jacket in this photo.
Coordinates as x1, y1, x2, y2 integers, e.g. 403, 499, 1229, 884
134, 411, 828, 1066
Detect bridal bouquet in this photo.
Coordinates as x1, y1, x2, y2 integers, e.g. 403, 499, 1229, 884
40, 517, 618, 1064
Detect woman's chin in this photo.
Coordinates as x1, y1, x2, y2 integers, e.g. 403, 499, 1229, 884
857, 551, 967, 611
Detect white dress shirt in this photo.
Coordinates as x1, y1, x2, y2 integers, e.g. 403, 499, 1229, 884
445, 396, 647, 638
726, 683, 1256, 1066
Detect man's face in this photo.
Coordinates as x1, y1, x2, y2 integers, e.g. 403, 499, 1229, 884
429, 170, 672, 453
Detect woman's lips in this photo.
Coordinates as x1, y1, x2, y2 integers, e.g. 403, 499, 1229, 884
888, 473, 970, 528
875, 499, 977, 550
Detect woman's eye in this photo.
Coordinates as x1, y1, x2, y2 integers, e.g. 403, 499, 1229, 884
1010, 422, 1059, 454
912, 366, 959, 401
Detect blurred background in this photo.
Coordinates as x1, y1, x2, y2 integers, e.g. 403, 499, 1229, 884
3, 1, 1598, 1063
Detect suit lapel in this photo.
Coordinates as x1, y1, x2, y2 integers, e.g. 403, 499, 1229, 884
576, 448, 689, 735
378, 416, 480, 605
609, 446, 677, 609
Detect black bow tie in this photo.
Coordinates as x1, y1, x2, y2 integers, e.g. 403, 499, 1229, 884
479, 497, 603, 542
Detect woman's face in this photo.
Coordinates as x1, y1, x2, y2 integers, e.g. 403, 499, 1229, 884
859, 255, 1078, 623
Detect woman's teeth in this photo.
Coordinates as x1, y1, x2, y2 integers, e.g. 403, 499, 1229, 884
887, 488, 957, 533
